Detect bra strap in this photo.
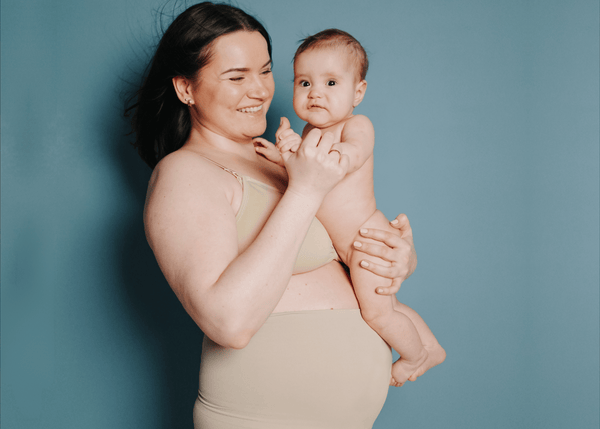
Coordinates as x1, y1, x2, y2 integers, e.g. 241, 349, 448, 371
199, 155, 243, 186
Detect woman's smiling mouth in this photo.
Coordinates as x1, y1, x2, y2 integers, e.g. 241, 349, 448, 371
237, 104, 263, 113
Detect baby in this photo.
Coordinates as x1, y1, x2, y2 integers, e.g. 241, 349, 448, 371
256, 29, 445, 386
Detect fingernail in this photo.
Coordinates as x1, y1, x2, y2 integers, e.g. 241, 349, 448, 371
391, 219, 399, 225
360, 260, 369, 268
376, 288, 383, 293
360, 228, 368, 234
353, 241, 362, 248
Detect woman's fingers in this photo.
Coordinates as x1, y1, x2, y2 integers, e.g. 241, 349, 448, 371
353, 239, 394, 261
358, 228, 406, 251
390, 213, 413, 239
338, 152, 350, 170
375, 279, 402, 295
357, 257, 407, 284
300, 127, 323, 149
315, 131, 335, 153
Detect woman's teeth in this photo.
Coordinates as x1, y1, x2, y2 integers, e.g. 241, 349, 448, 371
238, 105, 263, 113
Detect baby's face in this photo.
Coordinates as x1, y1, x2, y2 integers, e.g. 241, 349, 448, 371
293, 47, 364, 129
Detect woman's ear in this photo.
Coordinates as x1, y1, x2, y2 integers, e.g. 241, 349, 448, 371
352, 80, 367, 107
172, 76, 195, 105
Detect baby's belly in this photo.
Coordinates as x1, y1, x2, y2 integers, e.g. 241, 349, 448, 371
273, 261, 360, 313
195, 309, 392, 429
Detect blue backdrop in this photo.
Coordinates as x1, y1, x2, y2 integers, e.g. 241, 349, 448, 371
2, 0, 598, 428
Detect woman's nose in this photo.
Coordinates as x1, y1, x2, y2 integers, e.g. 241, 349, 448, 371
248, 75, 270, 99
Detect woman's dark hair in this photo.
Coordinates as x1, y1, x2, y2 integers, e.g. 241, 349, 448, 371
125, 2, 272, 168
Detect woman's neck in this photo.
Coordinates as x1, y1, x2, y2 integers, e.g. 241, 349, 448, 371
184, 126, 257, 162
182, 126, 288, 188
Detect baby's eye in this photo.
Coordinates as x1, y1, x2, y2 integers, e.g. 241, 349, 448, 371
300, 81, 310, 87
327, 80, 336, 86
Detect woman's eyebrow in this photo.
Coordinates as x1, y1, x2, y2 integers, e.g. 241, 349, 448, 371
221, 60, 272, 75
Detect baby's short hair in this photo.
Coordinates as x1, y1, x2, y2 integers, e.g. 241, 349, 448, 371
294, 29, 369, 81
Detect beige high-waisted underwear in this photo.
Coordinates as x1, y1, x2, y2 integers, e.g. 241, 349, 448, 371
193, 309, 392, 429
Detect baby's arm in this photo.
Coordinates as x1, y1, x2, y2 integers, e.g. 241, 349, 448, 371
253, 117, 301, 166
290, 115, 374, 174
331, 114, 375, 173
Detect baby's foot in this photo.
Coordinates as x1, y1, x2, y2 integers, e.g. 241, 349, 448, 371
407, 342, 446, 382
390, 350, 429, 387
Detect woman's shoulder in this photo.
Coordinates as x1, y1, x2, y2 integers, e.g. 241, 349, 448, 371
147, 148, 242, 213
154, 148, 210, 176
151, 148, 235, 189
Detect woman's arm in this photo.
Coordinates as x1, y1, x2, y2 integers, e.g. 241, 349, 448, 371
352, 213, 417, 295
146, 130, 348, 349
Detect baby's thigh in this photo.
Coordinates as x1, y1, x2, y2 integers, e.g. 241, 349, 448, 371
348, 209, 399, 296
354, 209, 400, 268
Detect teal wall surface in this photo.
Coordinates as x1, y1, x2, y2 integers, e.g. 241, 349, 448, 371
2, 0, 598, 427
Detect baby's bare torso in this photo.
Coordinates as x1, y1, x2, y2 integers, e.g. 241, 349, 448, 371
314, 121, 378, 260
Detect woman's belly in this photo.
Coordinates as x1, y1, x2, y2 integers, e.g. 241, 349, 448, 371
273, 261, 360, 313
195, 309, 392, 429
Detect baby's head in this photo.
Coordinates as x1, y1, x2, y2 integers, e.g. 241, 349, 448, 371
292, 29, 368, 129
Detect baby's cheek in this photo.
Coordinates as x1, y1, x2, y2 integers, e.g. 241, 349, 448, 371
292, 96, 305, 118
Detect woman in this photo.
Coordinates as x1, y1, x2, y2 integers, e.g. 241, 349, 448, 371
128, 3, 418, 428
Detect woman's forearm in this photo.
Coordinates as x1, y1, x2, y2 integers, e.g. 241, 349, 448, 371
182, 190, 323, 348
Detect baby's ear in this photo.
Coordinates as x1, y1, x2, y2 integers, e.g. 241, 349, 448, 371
353, 80, 367, 107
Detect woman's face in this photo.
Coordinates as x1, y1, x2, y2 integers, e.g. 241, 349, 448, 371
191, 31, 274, 143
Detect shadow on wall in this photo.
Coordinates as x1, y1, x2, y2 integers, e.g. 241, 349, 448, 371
107, 65, 204, 427
104, 33, 289, 424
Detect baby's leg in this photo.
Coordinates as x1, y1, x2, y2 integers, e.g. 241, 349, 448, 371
392, 300, 446, 381
350, 210, 428, 385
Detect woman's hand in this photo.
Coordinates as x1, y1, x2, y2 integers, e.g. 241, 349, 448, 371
354, 213, 417, 295
283, 127, 349, 201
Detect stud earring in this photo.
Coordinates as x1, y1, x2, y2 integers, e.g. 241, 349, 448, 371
185, 98, 194, 106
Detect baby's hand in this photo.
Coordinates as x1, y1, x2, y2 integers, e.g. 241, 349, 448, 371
276, 117, 301, 154
254, 137, 284, 167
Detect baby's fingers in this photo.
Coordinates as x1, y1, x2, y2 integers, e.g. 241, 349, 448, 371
276, 128, 298, 142
279, 135, 302, 153
275, 117, 292, 141
253, 137, 276, 152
